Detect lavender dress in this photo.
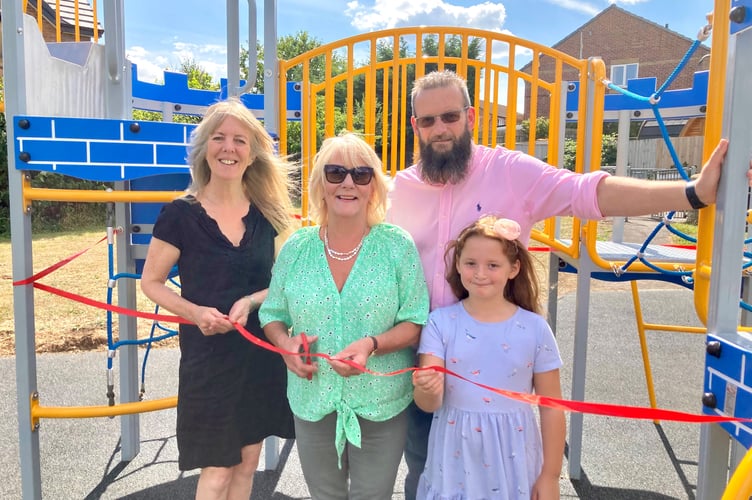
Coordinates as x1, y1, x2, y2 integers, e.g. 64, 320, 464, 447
417, 302, 562, 499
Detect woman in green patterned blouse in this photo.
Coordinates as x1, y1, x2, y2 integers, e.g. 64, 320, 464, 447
260, 132, 429, 500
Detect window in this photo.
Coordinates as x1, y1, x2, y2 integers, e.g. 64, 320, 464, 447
610, 63, 639, 87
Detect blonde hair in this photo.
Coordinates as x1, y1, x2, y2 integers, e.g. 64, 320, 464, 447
445, 215, 541, 314
308, 132, 389, 227
411, 70, 472, 114
186, 97, 294, 233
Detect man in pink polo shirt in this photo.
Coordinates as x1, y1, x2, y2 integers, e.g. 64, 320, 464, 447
387, 69, 735, 500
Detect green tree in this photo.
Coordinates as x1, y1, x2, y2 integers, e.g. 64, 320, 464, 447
520, 117, 550, 140
563, 132, 618, 171
132, 58, 218, 123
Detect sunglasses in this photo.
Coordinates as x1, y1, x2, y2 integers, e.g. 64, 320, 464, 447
323, 164, 375, 185
413, 106, 469, 128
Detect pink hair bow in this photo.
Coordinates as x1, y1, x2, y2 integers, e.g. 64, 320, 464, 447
493, 218, 521, 241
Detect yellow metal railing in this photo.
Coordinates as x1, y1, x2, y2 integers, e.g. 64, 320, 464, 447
279, 27, 592, 247
22, 0, 100, 43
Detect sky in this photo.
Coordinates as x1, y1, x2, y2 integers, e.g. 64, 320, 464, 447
104, 0, 718, 85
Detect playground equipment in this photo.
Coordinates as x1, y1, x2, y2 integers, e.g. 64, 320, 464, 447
696, 1, 752, 497
5, 1, 752, 499
5, 1, 290, 498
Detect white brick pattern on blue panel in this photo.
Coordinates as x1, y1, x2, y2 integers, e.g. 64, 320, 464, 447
703, 332, 752, 448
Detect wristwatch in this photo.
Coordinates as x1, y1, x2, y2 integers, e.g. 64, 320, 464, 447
368, 335, 379, 356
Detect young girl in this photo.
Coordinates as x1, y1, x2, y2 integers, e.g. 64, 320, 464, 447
412, 215, 566, 500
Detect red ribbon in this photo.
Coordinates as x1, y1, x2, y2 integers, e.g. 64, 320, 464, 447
13, 234, 752, 426
12, 235, 109, 286
229, 321, 752, 426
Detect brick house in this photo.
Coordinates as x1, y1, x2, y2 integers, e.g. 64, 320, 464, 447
21, 0, 100, 42
520, 4, 710, 121
0, 1, 100, 75
477, 100, 523, 145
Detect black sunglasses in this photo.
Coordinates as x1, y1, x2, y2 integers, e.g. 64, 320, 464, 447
323, 164, 375, 185
414, 106, 469, 128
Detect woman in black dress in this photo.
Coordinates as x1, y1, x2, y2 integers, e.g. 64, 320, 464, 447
141, 97, 295, 499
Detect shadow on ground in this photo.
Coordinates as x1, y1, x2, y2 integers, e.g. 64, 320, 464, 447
567, 423, 697, 500
83, 439, 299, 500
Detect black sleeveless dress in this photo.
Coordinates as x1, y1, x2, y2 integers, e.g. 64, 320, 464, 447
152, 196, 294, 470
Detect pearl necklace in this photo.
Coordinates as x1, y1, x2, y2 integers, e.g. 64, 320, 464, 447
324, 227, 365, 261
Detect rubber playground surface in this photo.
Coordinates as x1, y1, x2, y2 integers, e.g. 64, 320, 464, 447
0, 286, 709, 499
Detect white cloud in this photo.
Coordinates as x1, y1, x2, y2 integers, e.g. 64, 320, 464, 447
127, 46, 170, 83
345, 0, 507, 32
610, 0, 649, 5
545, 0, 600, 16
127, 42, 228, 85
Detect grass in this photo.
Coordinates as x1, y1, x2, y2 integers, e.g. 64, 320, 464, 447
0, 228, 178, 356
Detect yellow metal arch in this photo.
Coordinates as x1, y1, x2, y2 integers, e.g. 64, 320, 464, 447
278, 26, 594, 260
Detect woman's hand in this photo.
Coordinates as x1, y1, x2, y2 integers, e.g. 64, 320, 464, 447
227, 294, 256, 327
192, 305, 234, 336
278, 334, 319, 379
328, 337, 372, 377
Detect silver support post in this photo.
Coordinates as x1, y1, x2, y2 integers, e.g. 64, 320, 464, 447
104, 0, 129, 118
226, 0, 241, 97
263, 0, 279, 136
104, 0, 140, 461
115, 188, 141, 461
696, 22, 752, 500
566, 58, 600, 480
3, 0, 42, 497
613, 109, 630, 243
262, 0, 281, 470
547, 83, 569, 332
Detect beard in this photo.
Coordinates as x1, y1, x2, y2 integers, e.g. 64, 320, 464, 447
417, 128, 473, 185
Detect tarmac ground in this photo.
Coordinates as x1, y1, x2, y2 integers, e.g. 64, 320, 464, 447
0, 283, 719, 499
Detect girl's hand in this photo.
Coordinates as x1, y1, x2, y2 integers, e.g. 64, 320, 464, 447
193, 306, 234, 336
328, 337, 371, 377
412, 368, 443, 397
279, 334, 319, 379
531, 473, 560, 500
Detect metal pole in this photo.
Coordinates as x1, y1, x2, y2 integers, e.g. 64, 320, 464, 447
3, 0, 42, 497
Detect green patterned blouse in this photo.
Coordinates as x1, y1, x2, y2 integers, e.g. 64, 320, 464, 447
259, 223, 429, 459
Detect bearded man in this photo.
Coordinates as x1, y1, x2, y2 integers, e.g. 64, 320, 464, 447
386, 69, 738, 500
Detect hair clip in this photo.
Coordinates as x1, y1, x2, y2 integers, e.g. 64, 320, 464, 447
492, 218, 521, 241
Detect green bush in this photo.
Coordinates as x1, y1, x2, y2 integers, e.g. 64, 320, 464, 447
0, 114, 8, 235
0, 114, 112, 235
28, 171, 112, 232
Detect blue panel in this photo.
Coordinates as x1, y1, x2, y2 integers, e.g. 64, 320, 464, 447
130, 174, 191, 245
730, 0, 752, 34
19, 139, 87, 162
131, 64, 303, 114
14, 116, 52, 137
123, 120, 195, 143
157, 144, 190, 165
703, 333, 752, 448
18, 163, 190, 181
286, 82, 302, 112
54, 117, 122, 140
566, 70, 709, 116
90, 142, 154, 164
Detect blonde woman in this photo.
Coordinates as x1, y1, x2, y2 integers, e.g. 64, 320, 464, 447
260, 133, 429, 500
141, 98, 295, 500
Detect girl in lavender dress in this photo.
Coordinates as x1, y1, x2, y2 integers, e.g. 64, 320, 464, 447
413, 215, 566, 499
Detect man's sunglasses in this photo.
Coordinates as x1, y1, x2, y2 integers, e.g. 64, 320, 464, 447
323, 164, 375, 185
413, 106, 469, 128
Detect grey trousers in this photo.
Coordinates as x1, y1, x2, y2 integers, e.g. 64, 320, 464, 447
294, 409, 408, 500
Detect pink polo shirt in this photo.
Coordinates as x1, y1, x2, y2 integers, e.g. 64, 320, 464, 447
386, 145, 609, 310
